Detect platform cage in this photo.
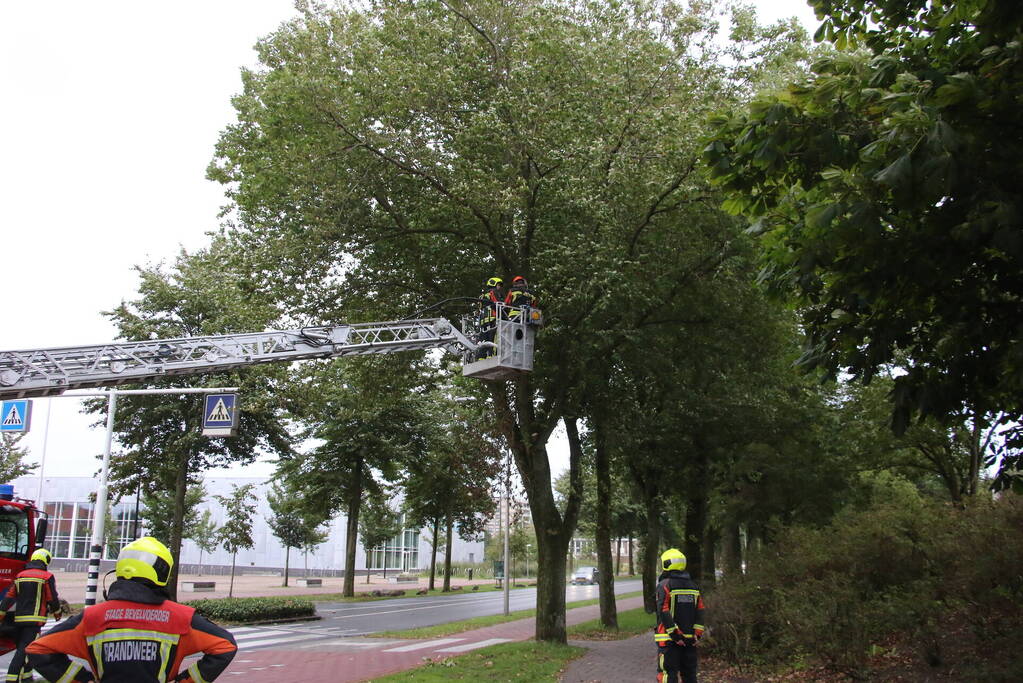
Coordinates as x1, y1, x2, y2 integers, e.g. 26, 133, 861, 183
461, 303, 541, 381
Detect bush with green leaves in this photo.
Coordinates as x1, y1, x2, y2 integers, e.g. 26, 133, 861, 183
709, 477, 1023, 678
185, 597, 315, 624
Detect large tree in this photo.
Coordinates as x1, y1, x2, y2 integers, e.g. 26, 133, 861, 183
277, 356, 432, 597
210, 0, 804, 642
706, 0, 1023, 488
401, 389, 500, 591
95, 239, 294, 598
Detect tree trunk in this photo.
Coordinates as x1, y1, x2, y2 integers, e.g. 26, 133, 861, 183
593, 415, 617, 628
628, 537, 634, 576
641, 502, 661, 613
198, 548, 204, 577
722, 520, 743, 579
283, 545, 290, 587
342, 456, 364, 598
229, 551, 237, 598
428, 517, 439, 591
166, 445, 190, 601
684, 448, 709, 582
442, 514, 454, 592
702, 524, 718, 590
489, 386, 583, 644
615, 538, 621, 576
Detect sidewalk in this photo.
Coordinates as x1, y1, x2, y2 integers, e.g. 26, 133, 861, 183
222, 595, 646, 682
562, 633, 745, 683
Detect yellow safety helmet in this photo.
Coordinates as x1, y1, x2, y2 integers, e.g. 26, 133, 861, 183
30, 548, 52, 565
661, 548, 686, 572
116, 536, 173, 587
486, 277, 503, 287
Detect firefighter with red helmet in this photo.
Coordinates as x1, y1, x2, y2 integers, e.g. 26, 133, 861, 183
27, 536, 237, 683
654, 548, 705, 683
503, 275, 537, 320
0, 548, 61, 683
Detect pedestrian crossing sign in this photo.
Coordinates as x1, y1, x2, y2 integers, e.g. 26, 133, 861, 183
0, 400, 32, 433
202, 393, 239, 437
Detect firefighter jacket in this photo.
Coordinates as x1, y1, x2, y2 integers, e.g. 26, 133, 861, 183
503, 285, 537, 318
653, 570, 706, 647
479, 288, 504, 323
27, 578, 237, 683
0, 560, 60, 625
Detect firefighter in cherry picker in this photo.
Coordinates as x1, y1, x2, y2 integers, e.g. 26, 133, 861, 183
477, 276, 505, 359
503, 275, 537, 321
27, 536, 237, 683
0, 548, 62, 683
654, 548, 706, 683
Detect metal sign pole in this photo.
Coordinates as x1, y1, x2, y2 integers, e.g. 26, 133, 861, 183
84, 391, 117, 606
503, 450, 511, 616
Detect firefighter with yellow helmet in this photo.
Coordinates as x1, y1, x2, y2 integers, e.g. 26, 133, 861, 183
0, 548, 61, 682
477, 276, 506, 359
653, 548, 705, 683
27, 537, 237, 682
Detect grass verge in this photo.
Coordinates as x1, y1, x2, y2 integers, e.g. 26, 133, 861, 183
372, 590, 643, 639
370, 641, 585, 681
567, 606, 653, 640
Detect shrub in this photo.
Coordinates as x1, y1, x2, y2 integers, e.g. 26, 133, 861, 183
185, 596, 315, 624
709, 490, 1023, 679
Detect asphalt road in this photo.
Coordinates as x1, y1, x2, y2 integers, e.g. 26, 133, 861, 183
314, 578, 643, 636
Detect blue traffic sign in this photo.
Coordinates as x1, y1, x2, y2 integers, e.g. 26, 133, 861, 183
202, 393, 239, 437
0, 400, 32, 433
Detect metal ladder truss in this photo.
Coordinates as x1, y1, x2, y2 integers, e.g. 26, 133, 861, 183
0, 318, 476, 399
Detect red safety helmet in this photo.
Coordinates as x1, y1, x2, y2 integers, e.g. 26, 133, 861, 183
512, 276, 527, 285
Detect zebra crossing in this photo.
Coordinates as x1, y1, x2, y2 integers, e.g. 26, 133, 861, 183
12, 621, 512, 657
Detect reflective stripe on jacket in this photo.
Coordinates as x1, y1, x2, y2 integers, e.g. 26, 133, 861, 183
0, 562, 60, 624
27, 578, 237, 683
653, 570, 705, 646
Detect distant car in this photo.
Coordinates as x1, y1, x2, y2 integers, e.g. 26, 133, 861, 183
571, 566, 598, 585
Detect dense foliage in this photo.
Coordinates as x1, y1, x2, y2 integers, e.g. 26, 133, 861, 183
709, 482, 1023, 679
706, 0, 1023, 487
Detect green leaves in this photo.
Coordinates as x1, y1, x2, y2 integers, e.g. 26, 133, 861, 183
708, 0, 1023, 483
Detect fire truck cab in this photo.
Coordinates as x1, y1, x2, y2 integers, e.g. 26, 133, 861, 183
0, 484, 49, 655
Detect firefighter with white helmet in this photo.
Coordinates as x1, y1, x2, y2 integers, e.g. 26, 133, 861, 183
27, 536, 237, 682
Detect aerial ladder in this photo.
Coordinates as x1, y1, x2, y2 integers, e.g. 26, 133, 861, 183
0, 302, 542, 400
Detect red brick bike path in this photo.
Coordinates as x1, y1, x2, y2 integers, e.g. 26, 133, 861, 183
223, 595, 645, 682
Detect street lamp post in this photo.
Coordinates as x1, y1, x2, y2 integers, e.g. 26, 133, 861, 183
502, 448, 511, 616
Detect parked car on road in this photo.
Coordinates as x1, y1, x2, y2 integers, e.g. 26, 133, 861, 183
571, 566, 598, 585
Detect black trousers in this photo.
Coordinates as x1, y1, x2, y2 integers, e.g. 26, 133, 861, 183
477, 323, 497, 359
7, 624, 41, 682
656, 641, 698, 683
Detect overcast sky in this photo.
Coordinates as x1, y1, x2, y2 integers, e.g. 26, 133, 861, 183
0, 1, 820, 496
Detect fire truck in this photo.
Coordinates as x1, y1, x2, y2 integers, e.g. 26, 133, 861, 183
0, 484, 48, 654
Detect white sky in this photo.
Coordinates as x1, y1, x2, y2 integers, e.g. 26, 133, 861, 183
0, 1, 820, 492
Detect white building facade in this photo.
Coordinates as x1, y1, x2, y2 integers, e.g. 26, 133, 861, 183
10, 476, 483, 575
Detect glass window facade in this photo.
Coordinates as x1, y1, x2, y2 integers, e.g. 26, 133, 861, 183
367, 518, 420, 571
42, 501, 138, 560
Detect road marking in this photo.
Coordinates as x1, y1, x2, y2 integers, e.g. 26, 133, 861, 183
382, 638, 466, 652
238, 633, 324, 650
435, 638, 513, 653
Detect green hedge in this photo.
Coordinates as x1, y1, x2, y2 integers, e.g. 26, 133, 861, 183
185, 597, 316, 624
